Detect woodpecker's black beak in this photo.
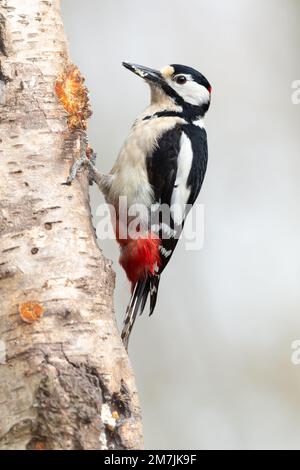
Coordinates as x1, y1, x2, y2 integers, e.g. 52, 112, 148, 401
122, 62, 163, 85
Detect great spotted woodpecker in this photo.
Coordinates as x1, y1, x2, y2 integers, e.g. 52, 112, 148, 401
86, 62, 211, 349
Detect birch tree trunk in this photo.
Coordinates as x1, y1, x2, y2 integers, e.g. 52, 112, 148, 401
0, 0, 143, 450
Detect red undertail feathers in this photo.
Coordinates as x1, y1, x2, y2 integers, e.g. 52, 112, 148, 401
119, 233, 161, 285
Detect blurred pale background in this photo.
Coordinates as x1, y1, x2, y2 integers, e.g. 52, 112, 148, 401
61, 0, 300, 450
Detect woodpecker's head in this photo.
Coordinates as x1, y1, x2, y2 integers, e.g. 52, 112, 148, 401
123, 62, 212, 119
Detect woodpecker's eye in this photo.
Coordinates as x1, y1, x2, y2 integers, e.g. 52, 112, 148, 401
174, 75, 187, 85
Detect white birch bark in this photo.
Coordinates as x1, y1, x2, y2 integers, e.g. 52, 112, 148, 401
0, 0, 143, 450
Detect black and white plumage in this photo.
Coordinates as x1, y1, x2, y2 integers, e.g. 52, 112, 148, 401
91, 62, 211, 349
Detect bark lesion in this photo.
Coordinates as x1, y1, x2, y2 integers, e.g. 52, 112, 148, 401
0, 419, 33, 450
27, 357, 104, 450
23, 351, 135, 450
0, 264, 19, 281
0, 13, 8, 58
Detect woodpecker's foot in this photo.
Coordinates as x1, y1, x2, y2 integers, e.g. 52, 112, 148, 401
63, 148, 109, 196
86, 158, 109, 191
87, 151, 98, 186
63, 154, 88, 186
63, 146, 97, 186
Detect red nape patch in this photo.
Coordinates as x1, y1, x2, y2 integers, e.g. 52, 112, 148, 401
119, 234, 161, 285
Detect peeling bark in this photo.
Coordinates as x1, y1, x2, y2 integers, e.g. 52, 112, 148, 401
0, 0, 143, 450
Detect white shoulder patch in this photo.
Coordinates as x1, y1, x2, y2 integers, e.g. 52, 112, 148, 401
192, 118, 205, 129
170, 132, 193, 225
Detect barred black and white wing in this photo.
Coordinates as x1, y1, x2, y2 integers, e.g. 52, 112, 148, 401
121, 121, 208, 348
147, 122, 208, 309
149, 123, 208, 270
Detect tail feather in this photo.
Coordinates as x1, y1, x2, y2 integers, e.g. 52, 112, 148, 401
139, 277, 150, 316
149, 275, 161, 316
121, 274, 161, 349
121, 278, 149, 350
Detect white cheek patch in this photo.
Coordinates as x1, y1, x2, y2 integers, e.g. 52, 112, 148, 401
166, 75, 210, 106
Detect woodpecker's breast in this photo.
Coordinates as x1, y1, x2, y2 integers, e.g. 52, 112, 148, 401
107, 116, 185, 208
